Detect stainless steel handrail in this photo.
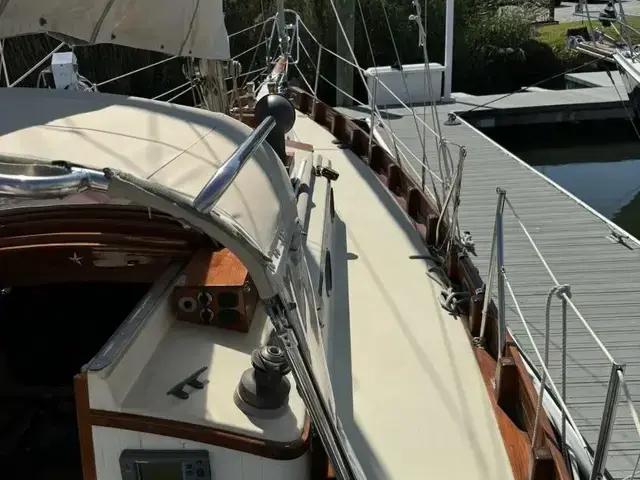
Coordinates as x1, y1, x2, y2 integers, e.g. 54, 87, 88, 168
192, 116, 276, 213
480, 187, 632, 480
0, 164, 108, 198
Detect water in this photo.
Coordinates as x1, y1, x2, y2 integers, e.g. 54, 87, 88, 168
483, 120, 640, 239
534, 158, 640, 238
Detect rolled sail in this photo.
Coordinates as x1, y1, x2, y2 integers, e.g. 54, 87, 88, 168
0, 0, 230, 60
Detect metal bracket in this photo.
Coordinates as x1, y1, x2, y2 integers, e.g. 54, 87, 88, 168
167, 366, 208, 400
313, 157, 339, 181
444, 112, 461, 126
316, 165, 339, 181
607, 229, 633, 249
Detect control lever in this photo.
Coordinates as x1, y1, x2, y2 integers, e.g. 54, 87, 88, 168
167, 366, 208, 400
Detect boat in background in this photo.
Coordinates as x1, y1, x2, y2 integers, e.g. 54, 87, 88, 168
566, 0, 640, 117
613, 50, 640, 116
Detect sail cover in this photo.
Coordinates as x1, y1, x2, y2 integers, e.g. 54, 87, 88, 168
0, 0, 230, 60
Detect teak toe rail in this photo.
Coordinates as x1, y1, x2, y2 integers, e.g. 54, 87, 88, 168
288, 87, 571, 480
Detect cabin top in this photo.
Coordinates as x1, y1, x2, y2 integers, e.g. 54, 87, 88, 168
0, 87, 293, 257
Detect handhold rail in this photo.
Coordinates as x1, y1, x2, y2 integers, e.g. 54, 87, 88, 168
0, 161, 108, 198
192, 115, 276, 213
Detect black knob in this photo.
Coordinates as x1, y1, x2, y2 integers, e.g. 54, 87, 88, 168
254, 94, 296, 169
255, 94, 296, 134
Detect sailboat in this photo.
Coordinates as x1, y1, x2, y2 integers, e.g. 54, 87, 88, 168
614, 50, 640, 117
0, 1, 594, 479
566, 0, 640, 117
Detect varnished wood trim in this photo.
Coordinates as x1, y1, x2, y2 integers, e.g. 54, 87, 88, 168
0, 206, 211, 287
88, 409, 311, 461
0, 233, 192, 249
508, 342, 571, 480
289, 87, 572, 480
2, 246, 185, 286
74, 373, 97, 480
310, 435, 336, 479
0, 204, 195, 224
0, 217, 203, 239
286, 139, 314, 152
473, 346, 529, 479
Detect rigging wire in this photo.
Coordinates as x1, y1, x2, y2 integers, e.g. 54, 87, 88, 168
312, 68, 445, 186
564, 0, 640, 142
95, 55, 177, 88
0, 40, 9, 86
422, 0, 429, 207
323, 0, 422, 170
353, 0, 405, 168
376, 0, 444, 207
346, 0, 446, 209
308, 0, 466, 247
410, 1, 456, 235
295, 15, 453, 147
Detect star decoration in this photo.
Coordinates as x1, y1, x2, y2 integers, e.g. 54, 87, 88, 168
69, 252, 83, 266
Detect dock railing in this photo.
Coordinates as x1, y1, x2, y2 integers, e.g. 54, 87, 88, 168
479, 188, 640, 480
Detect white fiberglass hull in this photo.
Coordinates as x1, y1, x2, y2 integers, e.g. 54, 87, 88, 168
613, 51, 640, 118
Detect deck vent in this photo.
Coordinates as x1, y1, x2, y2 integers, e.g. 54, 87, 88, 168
234, 345, 291, 417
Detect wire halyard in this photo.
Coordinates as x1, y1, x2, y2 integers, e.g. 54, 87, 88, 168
314, 0, 468, 256
0, 40, 9, 86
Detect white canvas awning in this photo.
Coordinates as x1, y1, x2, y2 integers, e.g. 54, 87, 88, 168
0, 88, 295, 257
0, 0, 230, 60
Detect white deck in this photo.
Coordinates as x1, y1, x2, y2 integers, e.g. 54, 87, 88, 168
121, 305, 307, 443
87, 291, 307, 445
291, 113, 515, 480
